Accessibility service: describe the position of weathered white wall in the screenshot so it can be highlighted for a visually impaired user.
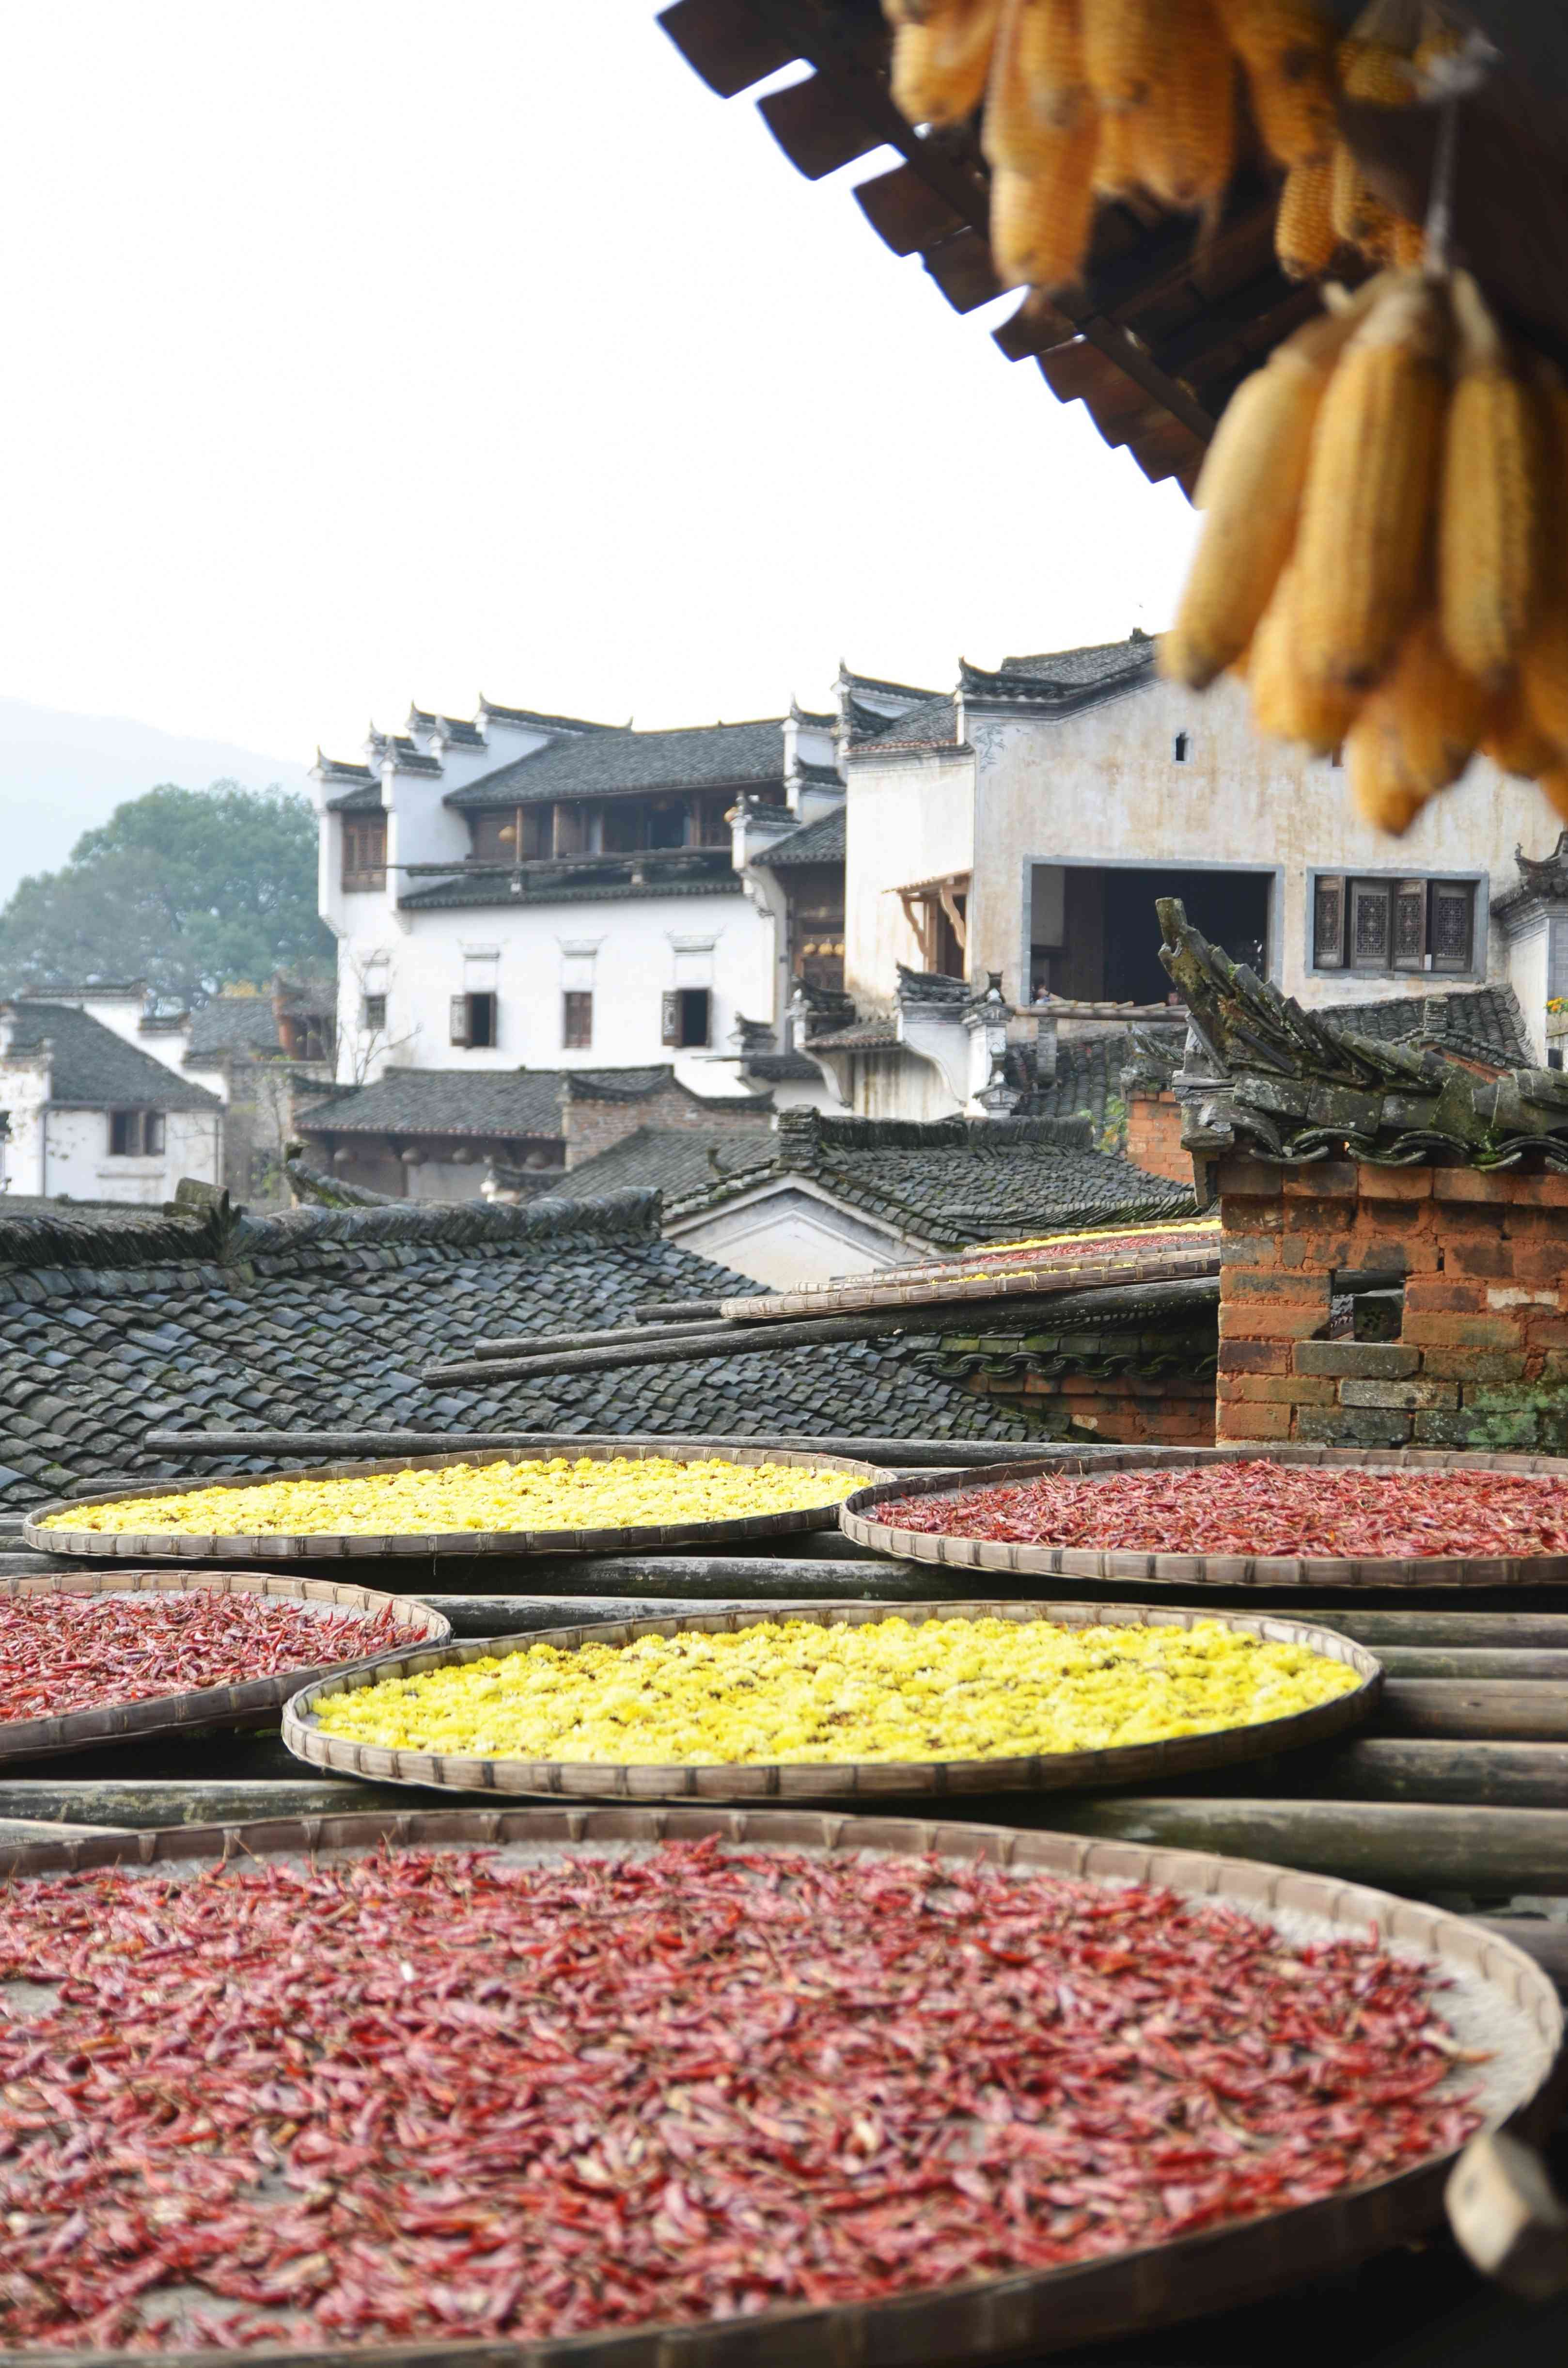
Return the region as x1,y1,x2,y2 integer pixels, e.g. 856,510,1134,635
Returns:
670,1178,903,1289
0,1048,52,1194
1509,922,1550,1063
843,750,975,1011
35,1107,222,1203
967,673,1547,1012
330,889,776,1086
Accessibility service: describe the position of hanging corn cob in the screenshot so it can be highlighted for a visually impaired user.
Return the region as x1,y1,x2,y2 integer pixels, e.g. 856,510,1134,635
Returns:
1165,268,1568,835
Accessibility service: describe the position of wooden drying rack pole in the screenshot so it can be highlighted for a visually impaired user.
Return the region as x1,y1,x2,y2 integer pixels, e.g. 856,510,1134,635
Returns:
423,1277,1219,1386
135,1431,1046,1468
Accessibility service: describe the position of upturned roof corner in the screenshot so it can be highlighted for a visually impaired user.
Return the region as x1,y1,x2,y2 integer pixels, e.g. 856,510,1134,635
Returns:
1157,898,1568,1172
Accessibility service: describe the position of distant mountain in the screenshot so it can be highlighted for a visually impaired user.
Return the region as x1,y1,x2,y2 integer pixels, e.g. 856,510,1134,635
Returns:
0,699,311,905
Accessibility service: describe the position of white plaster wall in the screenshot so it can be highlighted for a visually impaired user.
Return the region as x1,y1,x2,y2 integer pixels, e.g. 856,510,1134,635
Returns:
332,889,777,1085
37,1107,222,1203
0,1051,52,1194
842,751,975,1011
968,671,1551,1012
1510,922,1549,1063
670,1180,904,1289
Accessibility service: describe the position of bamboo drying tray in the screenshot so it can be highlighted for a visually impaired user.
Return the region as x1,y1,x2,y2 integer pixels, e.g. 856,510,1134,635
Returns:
841,1446,1568,1593
280,1598,1381,1803
23,1444,881,1565
718,1233,1222,1321
0,1803,1557,2368
0,1570,450,1765
846,1214,1223,1284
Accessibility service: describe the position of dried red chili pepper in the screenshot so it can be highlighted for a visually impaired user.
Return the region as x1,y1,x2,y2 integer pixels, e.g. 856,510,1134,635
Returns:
0,1594,405,1724
878,1461,1568,1560
0,1838,1482,2351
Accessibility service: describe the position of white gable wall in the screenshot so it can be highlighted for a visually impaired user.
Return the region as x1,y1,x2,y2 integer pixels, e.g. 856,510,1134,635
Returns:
968,671,1543,1011
668,1175,907,1290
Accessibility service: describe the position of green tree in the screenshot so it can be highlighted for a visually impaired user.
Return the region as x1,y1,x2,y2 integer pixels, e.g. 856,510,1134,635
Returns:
0,783,333,1007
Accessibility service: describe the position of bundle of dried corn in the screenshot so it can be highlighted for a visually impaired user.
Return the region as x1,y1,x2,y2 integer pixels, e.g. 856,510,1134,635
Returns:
885,0,1343,292
1163,268,1568,832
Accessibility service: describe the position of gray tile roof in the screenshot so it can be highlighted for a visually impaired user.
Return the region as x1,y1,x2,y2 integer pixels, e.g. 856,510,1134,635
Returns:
852,695,960,750
0,1190,1043,1509
1321,986,1532,1072
399,867,745,913
296,1069,566,1142
626,1111,1193,1247
753,808,845,868
559,1127,779,1204
960,636,1159,713
478,700,620,734
745,1049,825,1081
187,999,285,1058
1011,1026,1188,1133
3,1005,221,1114
444,720,787,811
326,780,385,814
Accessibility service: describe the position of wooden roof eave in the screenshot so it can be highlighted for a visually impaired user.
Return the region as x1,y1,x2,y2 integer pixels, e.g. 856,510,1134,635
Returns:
657,0,1224,492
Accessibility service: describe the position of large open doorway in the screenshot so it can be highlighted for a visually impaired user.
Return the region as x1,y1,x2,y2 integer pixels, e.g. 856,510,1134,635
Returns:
1030,864,1272,1004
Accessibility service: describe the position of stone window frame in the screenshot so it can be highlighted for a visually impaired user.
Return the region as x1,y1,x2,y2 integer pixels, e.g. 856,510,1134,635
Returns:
1305,865,1488,981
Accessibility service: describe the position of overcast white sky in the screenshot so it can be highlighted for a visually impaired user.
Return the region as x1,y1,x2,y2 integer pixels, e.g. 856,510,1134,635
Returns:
0,0,1198,768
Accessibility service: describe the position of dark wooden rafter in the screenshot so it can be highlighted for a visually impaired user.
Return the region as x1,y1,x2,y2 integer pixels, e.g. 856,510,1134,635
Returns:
658,1,1568,499
657,0,1224,489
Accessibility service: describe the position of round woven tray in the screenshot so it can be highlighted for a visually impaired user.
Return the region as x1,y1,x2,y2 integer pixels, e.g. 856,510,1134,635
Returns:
0,1569,450,1764
23,1443,881,1565
280,1598,1381,1802
841,1444,1568,1592
0,1804,1557,2368
718,1239,1221,1322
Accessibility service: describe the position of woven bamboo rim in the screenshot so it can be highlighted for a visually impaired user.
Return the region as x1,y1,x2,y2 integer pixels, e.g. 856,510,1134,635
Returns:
0,1805,1558,2368
280,1598,1381,1803
0,1570,451,1765
841,1444,1568,1593
23,1444,882,1565
718,1241,1221,1322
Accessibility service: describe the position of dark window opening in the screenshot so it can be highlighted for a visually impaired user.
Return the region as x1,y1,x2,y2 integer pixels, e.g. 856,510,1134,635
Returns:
1551,1048,1564,1072
563,990,593,1049
361,994,387,1033
471,806,549,862
341,816,386,891
792,883,845,994
1173,732,1189,763
450,991,498,1048
110,1111,164,1157
662,987,711,1048
1036,865,1269,1004
1314,876,1475,974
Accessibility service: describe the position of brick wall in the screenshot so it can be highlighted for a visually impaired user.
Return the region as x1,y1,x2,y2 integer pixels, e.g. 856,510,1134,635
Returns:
1216,1155,1568,1450
1125,1088,1193,1187
563,1078,776,1168
963,1366,1215,1447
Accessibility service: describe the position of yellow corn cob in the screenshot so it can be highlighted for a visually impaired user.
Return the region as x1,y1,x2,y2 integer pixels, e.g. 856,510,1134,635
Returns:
1092,101,1141,194
1439,272,1544,691
1482,680,1561,780
1163,323,1338,689
1164,289,1393,690
1383,611,1489,793
1214,0,1337,167
984,0,1090,167
1331,34,1411,258
1082,0,1168,113
1521,609,1568,758
1542,765,1568,825
1275,158,1335,279
1293,272,1449,693
1392,216,1424,267
891,0,1003,125
989,111,1101,288
1134,0,1235,210
1347,699,1431,834
1247,561,1361,752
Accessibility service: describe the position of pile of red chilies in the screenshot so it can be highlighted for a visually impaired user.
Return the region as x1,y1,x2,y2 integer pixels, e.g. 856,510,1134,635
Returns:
0,1838,1479,2351
880,1462,1568,1560
0,1594,405,1724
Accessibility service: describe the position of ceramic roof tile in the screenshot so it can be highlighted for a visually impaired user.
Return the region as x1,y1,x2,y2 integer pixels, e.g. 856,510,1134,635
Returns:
0,1189,1043,1508
2,1006,221,1113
